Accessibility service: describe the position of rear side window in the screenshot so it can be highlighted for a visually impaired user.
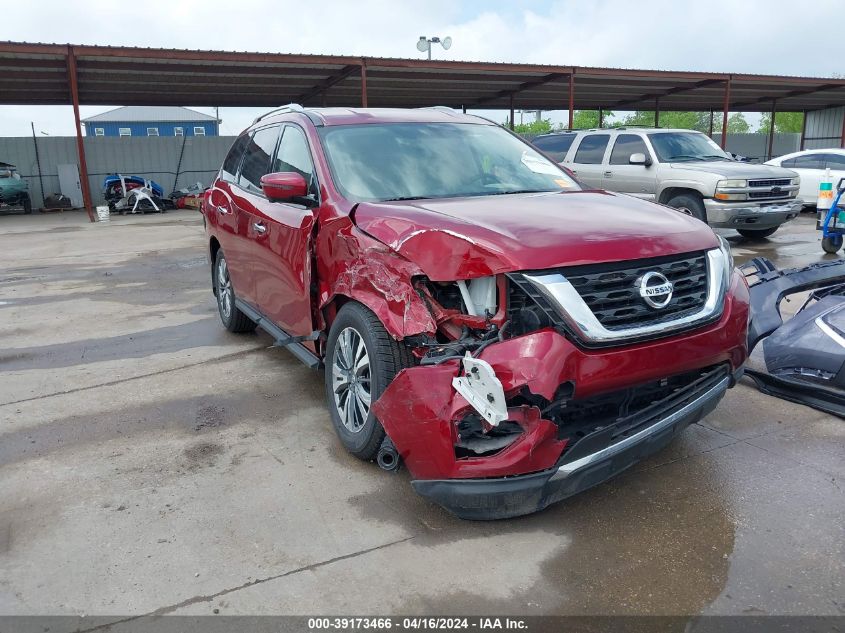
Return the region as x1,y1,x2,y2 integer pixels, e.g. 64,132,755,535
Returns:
237,126,281,192
609,134,650,165
532,134,575,161
573,135,610,164
782,154,823,170
221,134,250,182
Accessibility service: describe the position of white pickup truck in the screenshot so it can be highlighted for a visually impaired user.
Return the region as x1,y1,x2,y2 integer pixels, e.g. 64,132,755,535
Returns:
533,128,802,238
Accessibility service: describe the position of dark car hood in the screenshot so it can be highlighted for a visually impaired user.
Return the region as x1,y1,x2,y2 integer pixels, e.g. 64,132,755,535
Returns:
352,190,719,280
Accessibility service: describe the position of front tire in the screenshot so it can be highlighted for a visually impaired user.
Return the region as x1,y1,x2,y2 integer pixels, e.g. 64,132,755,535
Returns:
22,195,32,214
325,302,414,460
213,250,257,333
738,227,779,239
666,193,707,223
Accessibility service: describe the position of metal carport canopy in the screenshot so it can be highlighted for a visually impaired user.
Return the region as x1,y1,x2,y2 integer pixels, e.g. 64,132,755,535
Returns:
3,41,845,112
5,40,845,222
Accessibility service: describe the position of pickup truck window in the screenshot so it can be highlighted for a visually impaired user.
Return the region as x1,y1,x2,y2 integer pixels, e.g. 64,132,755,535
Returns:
573,134,609,164
238,126,281,192
532,134,576,161
318,122,579,202
609,134,650,165
647,132,729,163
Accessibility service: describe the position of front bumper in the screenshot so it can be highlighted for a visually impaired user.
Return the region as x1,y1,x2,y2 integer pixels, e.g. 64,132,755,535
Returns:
413,372,731,520
703,198,801,229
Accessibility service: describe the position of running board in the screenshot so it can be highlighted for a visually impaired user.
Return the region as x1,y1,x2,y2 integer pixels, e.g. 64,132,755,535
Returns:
235,299,321,369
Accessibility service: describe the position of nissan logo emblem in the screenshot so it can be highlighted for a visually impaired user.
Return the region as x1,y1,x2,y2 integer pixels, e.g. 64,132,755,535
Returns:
637,271,674,309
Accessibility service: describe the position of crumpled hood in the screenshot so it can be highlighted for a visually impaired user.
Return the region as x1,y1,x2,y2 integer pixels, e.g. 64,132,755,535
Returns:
353,190,719,280
669,161,797,179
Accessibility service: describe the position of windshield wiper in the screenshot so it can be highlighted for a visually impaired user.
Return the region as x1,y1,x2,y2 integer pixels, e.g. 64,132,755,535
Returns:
380,196,430,202
700,154,733,161
484,189,557,196
667,155,706,162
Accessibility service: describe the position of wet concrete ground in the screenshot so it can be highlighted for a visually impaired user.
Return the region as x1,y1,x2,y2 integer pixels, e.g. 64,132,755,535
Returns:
0,210,842,618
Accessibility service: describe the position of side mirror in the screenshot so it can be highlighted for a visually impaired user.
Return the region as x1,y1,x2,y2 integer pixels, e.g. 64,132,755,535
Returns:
629,152,652,167
260,172,308,201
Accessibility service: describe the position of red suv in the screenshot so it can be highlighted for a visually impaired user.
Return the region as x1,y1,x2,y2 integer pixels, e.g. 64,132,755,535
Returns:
202,106,749,519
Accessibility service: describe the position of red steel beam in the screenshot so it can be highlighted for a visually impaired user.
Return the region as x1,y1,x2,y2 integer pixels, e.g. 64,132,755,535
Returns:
509,94,514,130
800,109,807,150
841,108,845,148
66,46,95,222
720,76,732,149
360,60,368,108
767,99,777,161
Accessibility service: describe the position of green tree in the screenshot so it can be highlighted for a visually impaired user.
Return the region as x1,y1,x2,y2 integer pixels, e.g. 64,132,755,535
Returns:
512,118,554,135
571,110,614,129
621,110,710,131
711,112,750,134
758,111,804,134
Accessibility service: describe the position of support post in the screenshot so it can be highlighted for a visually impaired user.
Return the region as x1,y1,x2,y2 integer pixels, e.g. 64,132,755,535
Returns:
598,108,603,128
841,108,845,148
509,94,514,130
66,45,95,222
708,109,714,137
800,110,807,150
568,72,574,129
766,99,777,161
360,60,368,108
654,98,660,128
720,76,732,149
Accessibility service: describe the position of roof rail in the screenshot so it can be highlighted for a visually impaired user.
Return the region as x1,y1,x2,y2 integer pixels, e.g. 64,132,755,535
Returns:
252,103,305,124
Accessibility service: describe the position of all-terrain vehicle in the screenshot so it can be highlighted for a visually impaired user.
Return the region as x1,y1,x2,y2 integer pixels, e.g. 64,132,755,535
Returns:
0,162,32,214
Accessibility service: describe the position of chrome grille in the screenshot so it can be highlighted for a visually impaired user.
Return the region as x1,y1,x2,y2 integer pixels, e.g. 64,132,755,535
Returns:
749,178,791,188
564,252,709,329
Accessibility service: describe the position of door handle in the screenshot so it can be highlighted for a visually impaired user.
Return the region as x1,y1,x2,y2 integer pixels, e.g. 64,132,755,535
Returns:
216,205,227,214
253,222,267,234
604,171,613,178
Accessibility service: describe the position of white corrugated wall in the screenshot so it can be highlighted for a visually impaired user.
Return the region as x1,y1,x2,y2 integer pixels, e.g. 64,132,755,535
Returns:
805,107,845,150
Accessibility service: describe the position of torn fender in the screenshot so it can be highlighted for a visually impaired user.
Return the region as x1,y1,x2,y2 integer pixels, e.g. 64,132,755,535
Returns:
315,217,437,339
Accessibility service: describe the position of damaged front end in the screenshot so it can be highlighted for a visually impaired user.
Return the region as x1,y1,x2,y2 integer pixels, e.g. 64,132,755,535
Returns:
743,257,845,418
370,270,748,520
319,214,747,519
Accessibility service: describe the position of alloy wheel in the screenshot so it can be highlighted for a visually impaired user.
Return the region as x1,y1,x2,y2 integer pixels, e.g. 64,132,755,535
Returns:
216,256,233,321
331,327,372,433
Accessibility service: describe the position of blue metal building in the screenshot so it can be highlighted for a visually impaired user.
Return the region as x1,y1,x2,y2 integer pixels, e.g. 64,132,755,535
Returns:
82,106,219,137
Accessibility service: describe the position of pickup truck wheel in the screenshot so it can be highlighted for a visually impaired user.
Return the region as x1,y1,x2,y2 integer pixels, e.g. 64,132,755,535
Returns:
213,250,257,333
737,227,778,239
22,195,32,214
822,235,843,254
325,301,415,461
666,193,707,223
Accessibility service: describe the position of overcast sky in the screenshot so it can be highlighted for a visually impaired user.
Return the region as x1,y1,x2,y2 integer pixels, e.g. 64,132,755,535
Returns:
1,0,842,136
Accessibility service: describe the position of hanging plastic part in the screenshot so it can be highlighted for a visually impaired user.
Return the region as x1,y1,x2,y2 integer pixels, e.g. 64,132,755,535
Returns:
451,353,508,426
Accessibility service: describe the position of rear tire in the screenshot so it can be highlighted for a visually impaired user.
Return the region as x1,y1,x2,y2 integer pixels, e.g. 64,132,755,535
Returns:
738,227,778,239
822,235,843,254
213,250,257,333
325,301,415,461
666,193,707,223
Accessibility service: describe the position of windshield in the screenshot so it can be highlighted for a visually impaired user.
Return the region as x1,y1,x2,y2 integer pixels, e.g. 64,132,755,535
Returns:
318,122,580,202
647,132,731,163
